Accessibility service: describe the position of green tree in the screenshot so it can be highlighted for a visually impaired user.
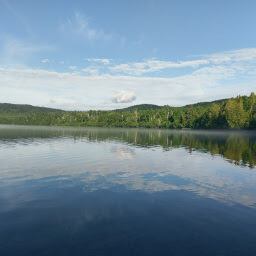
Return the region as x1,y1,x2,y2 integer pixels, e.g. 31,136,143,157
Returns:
224,97,249,128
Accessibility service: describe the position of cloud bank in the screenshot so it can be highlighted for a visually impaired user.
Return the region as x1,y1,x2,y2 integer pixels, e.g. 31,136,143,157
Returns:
0,48,256,110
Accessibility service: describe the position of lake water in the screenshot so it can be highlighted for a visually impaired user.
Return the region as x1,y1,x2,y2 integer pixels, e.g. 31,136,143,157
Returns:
0,125,256,255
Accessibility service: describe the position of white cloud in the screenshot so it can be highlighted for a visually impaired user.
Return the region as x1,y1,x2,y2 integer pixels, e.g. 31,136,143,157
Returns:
69,65,77,70
112,91,137,103
86,58,111,65
41,59,50,63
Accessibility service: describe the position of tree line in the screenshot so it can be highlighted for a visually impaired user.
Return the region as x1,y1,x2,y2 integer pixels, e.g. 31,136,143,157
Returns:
0,92,256,129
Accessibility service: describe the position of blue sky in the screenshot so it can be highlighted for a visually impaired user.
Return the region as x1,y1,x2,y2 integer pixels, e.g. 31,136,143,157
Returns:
0,0,256,110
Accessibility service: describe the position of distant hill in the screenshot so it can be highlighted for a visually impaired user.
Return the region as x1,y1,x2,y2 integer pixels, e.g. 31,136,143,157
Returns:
114,104,162,113
113,99,229,113
0,98,229,116
0,103,64,116
185,98,229,108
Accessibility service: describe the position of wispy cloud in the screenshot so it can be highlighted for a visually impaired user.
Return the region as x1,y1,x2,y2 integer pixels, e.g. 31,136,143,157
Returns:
109,59,210,75
108,48,256,76
69,65,77,70
207,48,256,63
1,0,33,36
132,39,143,46
61,12,125,44
0,36,54,67
86,58,112,65
41,59,50,63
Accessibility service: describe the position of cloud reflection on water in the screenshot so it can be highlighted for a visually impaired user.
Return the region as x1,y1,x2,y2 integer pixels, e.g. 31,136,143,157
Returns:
0,125,256,207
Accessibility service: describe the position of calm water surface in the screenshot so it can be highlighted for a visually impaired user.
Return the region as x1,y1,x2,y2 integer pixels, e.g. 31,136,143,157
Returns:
0,125,256,255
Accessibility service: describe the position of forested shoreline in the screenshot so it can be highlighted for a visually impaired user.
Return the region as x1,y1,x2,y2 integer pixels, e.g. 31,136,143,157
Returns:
0,92,256,129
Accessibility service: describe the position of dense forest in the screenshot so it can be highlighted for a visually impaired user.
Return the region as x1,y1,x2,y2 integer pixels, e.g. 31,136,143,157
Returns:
0,92,256,129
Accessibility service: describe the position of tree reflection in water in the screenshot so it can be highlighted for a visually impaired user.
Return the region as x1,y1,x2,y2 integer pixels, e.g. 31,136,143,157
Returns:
1,125,255,168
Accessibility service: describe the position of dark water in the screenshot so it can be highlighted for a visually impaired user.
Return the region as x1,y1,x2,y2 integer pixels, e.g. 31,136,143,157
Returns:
0,125,256,256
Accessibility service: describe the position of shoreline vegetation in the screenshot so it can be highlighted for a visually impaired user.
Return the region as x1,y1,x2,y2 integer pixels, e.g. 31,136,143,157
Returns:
0,92,256,129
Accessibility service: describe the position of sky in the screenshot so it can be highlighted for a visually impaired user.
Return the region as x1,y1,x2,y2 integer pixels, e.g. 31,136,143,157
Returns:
0,0,256,110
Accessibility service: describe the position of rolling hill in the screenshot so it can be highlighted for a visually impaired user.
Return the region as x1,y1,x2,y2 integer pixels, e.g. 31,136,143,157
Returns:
0,98,230,116
114,104,162,113
0,103,64,116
